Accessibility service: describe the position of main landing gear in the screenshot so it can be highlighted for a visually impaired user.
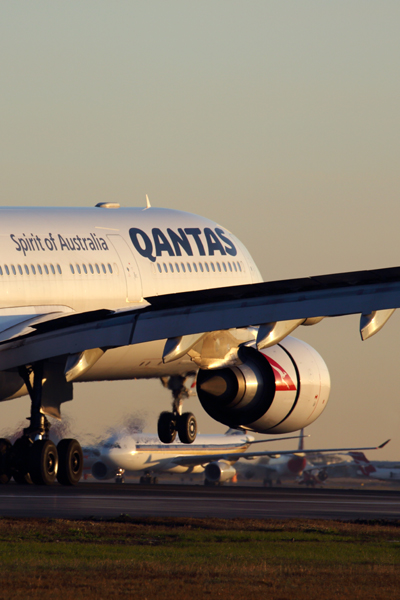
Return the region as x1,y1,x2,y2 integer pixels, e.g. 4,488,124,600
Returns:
0,362,83,486
157,375,198,444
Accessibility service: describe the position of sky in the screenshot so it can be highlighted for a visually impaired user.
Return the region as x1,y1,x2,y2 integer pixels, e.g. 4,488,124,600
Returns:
0,2,400,460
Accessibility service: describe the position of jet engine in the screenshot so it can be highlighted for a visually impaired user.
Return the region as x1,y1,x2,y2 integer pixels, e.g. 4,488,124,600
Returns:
197,336,330,434
92,461,116,481
204,460,237,484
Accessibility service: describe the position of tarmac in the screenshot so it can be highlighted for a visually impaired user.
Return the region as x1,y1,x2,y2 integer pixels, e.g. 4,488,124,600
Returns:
0,482,399,520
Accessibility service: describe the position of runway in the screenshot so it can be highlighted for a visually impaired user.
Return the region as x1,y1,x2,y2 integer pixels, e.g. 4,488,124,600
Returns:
0,483,399,520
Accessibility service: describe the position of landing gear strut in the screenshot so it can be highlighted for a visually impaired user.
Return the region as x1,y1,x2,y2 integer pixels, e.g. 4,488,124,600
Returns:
157,375,198,444
0,361,83,486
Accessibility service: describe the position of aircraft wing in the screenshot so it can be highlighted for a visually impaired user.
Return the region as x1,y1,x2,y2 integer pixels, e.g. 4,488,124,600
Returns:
1,266,400,370
170,440,390,468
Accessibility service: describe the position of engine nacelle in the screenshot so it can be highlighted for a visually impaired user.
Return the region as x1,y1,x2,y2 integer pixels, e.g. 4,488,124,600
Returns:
205,460,237,483
197,336,330,434
92,461,116,481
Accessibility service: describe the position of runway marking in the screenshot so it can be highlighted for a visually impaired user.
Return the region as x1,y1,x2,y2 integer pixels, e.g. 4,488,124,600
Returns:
2,494,400,506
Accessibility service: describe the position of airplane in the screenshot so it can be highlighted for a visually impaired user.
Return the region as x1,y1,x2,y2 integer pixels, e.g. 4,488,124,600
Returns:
234,429,386,487
0,201,399,486
348,451,400,482
83,427,388,486
83,429,300,484
236,428,311,486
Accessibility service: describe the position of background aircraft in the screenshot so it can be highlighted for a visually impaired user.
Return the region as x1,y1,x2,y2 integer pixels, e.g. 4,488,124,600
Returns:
83,426,388,486
236,431,389,487
348,451,400,482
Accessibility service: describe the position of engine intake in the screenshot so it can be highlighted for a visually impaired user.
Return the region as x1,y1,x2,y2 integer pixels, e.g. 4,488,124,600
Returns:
92,461,115,481
205,460,237,483
197,336,330,434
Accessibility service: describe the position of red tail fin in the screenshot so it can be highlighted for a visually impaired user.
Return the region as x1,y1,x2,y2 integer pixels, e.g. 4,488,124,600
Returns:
348,451,377,475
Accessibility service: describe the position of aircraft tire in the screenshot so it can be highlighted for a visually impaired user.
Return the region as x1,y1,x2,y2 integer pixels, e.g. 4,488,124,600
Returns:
157,411,177,443
11,437,33,484
177,412,197,444
13,471,33,485
57,439,83,486
0,438,12,484
29,440,58,486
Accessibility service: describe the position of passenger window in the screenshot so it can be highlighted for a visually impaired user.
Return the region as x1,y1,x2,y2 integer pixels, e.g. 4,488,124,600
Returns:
193,263,198,272
11,265,16,275
181,263,186,273
175,263,180,273
44,265,49,275
157,264,162,273
89,264,94,274
216,262,221,272
205,263,209,272
211,263,215,272
31,264,36,275
108,264,113,274
18,265,23,275
57,264,62,274
0,266,3,275
233,262,237,272
50,265,55,275
5,265,10,275
163,263,168,273
199,263,204,272
82,264,88,274
70,264,75,274
222,263,227,272
76,264,81,274
228,262,232,272
169,263,174,273
187,263,192,273
101,264,106,274
37,264,43,275
95,264,100,274
237,262,242,272
24,265,29,275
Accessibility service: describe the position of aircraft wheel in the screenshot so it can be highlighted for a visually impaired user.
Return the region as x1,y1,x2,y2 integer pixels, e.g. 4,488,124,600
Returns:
57,439,83,486
0,438,12,484
13,471,33,485
29,440,58,486
157,411,177,443
177,412,197,444
11,437,33,484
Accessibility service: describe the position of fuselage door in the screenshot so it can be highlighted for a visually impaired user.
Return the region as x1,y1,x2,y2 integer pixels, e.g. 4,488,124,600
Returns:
107,234,143,302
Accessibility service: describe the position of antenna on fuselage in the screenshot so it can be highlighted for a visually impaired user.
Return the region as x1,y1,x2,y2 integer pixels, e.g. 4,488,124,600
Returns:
145,194,151,209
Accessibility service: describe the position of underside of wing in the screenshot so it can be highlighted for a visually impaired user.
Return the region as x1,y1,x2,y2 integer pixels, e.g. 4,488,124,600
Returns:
0,266,400,372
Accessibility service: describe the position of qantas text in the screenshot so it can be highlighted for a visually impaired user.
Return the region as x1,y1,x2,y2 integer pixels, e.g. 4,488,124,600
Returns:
129,227,237,262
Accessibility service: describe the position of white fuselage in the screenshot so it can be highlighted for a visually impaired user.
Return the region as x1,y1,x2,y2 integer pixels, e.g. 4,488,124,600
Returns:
237,454,308,481
0,206,262,398
359,466,400,481
85,432,254,478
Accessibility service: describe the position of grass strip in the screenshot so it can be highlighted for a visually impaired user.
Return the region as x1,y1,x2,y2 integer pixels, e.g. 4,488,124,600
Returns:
0,517,399,599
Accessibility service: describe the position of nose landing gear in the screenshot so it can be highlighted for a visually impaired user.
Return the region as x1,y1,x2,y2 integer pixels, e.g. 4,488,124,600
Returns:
157,375,198,444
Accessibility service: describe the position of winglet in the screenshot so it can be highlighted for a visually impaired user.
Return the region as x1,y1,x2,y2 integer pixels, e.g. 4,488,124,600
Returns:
145,194,151,209
378,439,390,449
